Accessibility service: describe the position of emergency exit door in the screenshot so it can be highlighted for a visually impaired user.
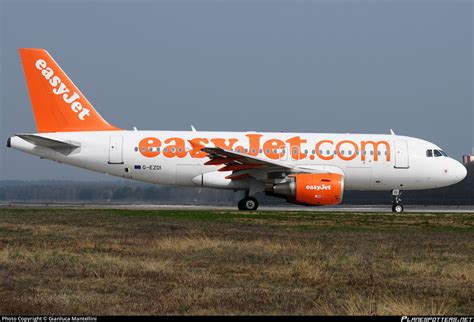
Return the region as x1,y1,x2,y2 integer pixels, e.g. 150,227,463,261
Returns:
394,140,409,169
109,136,124,164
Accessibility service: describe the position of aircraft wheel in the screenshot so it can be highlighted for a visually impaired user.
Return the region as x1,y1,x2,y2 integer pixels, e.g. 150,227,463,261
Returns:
238,197,258,211
238,199,245,210
393,204,404,213
391,190,403,213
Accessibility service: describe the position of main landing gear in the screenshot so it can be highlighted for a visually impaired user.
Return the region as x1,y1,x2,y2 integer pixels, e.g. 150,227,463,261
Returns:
391,189,404,213
238,197,259,211
238,195,259,211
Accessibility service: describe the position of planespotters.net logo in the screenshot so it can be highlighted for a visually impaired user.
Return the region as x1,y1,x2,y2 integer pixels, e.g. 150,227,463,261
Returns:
35,59,91,121
401,317,474,322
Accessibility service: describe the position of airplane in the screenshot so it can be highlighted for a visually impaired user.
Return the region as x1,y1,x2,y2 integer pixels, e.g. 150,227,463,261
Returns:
7,48,468,212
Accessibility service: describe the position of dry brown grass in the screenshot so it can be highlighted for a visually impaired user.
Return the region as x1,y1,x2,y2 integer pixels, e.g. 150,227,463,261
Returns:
315,293,455,316
0,208,472,315
263,258,324,283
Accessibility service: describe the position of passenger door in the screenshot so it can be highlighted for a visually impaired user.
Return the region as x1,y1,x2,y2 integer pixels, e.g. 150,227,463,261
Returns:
394,140,409,169
108,135,124,164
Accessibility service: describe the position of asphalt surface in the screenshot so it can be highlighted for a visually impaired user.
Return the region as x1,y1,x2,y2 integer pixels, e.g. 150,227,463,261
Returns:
1,203,474,213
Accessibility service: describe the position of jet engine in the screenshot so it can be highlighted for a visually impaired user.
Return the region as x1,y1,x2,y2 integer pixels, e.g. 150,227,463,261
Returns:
268,173,344,206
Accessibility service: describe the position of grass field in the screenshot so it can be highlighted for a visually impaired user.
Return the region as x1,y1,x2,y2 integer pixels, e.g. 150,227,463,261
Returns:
0,208,472,315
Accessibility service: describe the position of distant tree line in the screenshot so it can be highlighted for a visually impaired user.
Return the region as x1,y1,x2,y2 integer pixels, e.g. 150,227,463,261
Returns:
0,163,472,205
0,180,241,205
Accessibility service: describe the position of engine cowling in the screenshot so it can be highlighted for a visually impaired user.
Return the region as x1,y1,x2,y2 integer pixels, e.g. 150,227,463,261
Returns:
270,173,344,206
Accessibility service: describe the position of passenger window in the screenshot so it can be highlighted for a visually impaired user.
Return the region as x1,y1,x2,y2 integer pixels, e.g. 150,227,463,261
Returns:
434,150,442,157
426,150,433,157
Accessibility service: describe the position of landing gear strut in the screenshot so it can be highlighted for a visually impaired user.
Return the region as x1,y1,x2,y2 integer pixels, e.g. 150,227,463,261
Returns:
238,196,259,211
391,190,404,213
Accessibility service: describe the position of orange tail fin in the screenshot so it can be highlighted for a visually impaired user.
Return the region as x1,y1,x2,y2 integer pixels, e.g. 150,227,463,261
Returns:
19,48,121,133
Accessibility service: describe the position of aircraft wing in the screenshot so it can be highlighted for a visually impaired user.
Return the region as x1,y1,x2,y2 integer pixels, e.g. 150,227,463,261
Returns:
202,147,293,168
191,141,330,181
200,146,293,180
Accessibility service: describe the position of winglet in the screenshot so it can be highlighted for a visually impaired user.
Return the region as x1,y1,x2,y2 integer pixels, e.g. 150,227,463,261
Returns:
390,129,396,135
191,125,197,132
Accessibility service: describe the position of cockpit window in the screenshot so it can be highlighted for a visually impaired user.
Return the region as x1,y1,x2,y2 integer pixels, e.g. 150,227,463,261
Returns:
427,149,448,157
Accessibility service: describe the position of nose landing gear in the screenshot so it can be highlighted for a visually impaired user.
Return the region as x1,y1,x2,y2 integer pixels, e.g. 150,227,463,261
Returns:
391,190,404,213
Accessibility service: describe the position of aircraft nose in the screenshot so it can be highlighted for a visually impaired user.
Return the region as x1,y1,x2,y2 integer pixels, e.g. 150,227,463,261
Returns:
450,159,467,183
457,162,467,180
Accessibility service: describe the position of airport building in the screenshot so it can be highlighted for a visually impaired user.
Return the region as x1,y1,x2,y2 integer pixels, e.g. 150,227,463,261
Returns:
463,148,474,164
463,155,473,164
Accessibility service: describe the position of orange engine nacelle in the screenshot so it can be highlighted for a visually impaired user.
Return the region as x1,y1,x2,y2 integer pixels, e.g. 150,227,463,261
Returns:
270,173,344,206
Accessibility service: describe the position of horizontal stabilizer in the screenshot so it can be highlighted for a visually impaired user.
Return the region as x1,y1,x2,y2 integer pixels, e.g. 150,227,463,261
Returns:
16,134,80,149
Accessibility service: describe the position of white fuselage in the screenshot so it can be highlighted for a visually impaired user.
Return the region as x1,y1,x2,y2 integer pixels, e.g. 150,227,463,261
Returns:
9,130,467,192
